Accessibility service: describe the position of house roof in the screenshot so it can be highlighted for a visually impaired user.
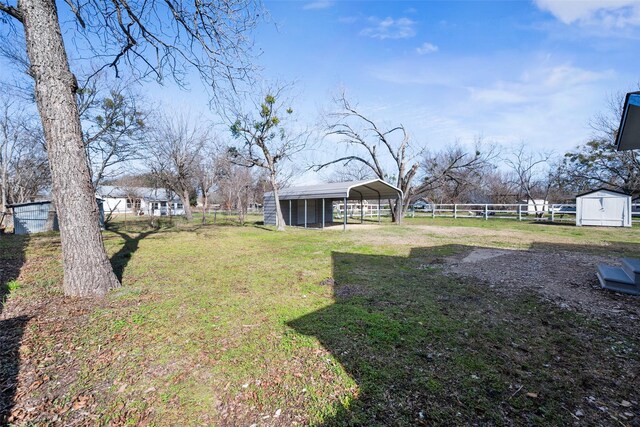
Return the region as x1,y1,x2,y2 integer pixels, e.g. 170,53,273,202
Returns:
96,185,180,202
575,187,631,198
615,91,640,151
267,179,403,200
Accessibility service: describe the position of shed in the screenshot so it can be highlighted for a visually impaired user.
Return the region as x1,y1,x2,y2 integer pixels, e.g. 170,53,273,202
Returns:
575,188,631,227
9,199,105,235
264,179,402,230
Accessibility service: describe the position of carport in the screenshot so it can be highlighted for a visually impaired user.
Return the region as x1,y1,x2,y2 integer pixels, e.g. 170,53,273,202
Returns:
263,179,403,230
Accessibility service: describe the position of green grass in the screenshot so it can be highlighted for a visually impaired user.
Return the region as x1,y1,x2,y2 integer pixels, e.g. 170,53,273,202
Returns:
2,218,640,425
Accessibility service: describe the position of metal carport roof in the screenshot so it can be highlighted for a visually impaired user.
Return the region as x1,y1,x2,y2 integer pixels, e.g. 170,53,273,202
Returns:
270,179,402,200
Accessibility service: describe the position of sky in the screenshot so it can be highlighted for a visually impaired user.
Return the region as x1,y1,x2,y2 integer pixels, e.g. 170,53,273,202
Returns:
2,0,640,183
249,0,639,151
147,0,640,182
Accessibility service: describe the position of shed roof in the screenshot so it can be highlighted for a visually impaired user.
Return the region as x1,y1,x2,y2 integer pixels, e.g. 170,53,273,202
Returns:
575,188,631,198
7,200,53,208
269,179,402,200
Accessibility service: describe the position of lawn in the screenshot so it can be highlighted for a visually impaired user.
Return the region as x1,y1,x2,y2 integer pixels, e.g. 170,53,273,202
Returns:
1,217,639,425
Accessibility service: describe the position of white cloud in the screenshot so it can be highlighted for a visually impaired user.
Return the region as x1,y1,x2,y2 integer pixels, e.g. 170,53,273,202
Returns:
359,17,416,40
469,64,614,106
303,1,333,10
365,54,617,151
338,16,359,24
534,0,640,27
416,42,439,55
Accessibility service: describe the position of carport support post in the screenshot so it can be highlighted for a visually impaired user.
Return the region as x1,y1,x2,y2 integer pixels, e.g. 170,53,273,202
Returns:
360,196,364,224
377,198,381,224
289,200,292,226
322,198,325,229
343,197,347,231
304,199,307,228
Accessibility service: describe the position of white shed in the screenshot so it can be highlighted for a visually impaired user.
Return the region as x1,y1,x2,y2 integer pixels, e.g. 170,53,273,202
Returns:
576,188,631,227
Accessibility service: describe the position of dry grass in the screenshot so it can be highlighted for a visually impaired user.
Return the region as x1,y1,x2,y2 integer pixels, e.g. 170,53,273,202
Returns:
0,217,639,426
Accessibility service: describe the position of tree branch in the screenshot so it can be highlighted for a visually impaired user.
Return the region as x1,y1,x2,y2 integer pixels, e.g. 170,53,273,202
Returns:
0,0,23,21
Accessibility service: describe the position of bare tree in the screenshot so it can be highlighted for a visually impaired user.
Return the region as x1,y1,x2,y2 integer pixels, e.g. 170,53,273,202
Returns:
315,92,420,223
562,88,640,196
228,88,307,231
504,144,556,216
195,145,218,224
482,170,518,204
418,140,497,203
148,114,210,222
326,162,375,183
214,152,254,224
0,97,26,212
0,0,259,296
77,75,150,188
0,96,49,214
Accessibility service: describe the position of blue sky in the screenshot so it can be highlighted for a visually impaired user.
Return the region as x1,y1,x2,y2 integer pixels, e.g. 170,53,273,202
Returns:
239,0,639,155
2,0,639,178
149,0,640,178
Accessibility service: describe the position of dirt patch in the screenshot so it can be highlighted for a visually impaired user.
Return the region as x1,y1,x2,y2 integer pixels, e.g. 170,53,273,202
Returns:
444,248,640,319
334,283,372,300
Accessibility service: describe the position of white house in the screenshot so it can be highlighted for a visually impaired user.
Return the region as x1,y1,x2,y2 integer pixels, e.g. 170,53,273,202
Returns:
576,188,631,227
96,186,185,217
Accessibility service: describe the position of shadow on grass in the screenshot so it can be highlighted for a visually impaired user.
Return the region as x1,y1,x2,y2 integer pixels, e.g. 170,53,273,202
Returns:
109,229,158,282
0,315,30,423
0,234,30,423
289,244,640,426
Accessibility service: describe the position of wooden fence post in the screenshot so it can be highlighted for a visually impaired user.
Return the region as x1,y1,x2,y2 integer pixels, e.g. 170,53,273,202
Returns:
484,204,488,220
454,204,457,219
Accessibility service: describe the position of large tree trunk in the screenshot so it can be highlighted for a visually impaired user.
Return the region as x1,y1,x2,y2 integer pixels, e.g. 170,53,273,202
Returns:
21,0,120,296
270,173,285,231
181,189,193,221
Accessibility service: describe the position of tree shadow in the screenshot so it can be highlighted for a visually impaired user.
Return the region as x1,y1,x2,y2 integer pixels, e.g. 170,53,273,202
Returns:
109,229,158,282
0,234,29,315
0,234,31,423
289,245,640,425
0,315,31,423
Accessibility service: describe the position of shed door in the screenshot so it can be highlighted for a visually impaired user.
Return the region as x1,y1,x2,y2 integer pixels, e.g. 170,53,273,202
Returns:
602,197,625,226
581,196,625,226
581,197,604,226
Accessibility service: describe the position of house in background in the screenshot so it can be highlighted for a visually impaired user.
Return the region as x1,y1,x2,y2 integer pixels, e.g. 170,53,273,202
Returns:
410,197,433,211
96,186,185,217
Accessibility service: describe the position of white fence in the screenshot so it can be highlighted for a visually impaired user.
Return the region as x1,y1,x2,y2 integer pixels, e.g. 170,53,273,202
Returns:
409,203,640,223
333,203,393,220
